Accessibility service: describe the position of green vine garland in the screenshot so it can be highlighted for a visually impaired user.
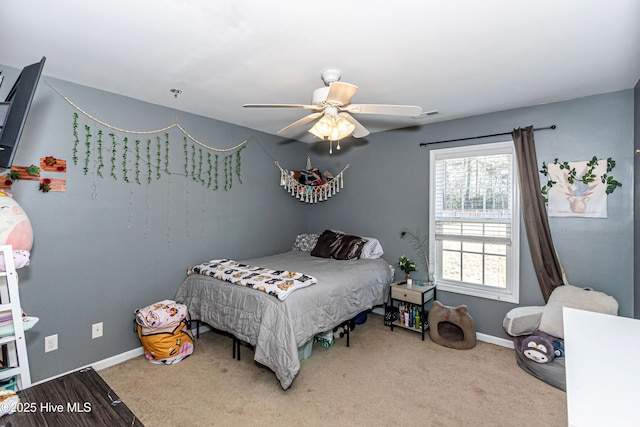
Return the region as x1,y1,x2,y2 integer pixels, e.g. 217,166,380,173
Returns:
540,156,622,202
214,154,219,190
164,133,170,174
122,137,129,183
134,139,141,184
156,136,162,180
183,136,189,178
236,145,245,184
224,155,233,191
197,148,203,184
83,125,92,175
70,115,244,192
109,133,118,180
206,153,213,188
97,129,104,178
190,144,197,182
72,112,80,164
147,139,153,184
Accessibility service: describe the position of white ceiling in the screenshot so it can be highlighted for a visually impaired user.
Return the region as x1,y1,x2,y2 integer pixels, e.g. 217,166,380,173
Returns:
2,1,640,143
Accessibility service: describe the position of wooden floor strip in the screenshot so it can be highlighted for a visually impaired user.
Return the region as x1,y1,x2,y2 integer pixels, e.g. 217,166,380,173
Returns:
1,367,143,426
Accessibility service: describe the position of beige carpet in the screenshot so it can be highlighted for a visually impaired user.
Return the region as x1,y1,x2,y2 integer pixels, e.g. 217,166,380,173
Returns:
100,313,567,426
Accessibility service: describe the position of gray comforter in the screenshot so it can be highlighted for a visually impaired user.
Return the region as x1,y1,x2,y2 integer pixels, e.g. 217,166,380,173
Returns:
175,250,393,389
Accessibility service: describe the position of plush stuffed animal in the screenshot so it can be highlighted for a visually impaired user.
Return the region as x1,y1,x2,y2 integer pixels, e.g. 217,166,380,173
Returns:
553,339,565,358
333,324,348,340
0,249,30,271
521,332,556,363
0,191,33,251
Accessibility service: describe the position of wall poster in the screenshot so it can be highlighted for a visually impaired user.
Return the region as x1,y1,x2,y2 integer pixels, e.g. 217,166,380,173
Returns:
546,159,608,218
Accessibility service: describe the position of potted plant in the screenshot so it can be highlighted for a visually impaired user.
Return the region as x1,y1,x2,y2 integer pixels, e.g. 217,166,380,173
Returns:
397,255,416,283
400,228,432,283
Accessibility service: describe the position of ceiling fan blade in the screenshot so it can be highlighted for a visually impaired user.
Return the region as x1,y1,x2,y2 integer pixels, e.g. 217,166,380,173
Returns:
343,104,422,117
243,103,321,111
277,112,323,134
325,82,358,106
339,113,369,138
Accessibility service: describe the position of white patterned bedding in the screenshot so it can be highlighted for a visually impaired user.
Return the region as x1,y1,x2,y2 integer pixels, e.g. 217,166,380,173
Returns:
187,259,317,301
175,250,393,389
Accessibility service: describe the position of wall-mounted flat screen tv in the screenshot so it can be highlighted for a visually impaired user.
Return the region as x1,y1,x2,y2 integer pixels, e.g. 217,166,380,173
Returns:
0,56,46,171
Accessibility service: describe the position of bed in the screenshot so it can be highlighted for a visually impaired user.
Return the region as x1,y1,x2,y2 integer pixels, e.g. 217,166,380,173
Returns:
174,230,394,389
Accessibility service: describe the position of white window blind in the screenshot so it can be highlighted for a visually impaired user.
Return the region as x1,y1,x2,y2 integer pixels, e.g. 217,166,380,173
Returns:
434,151,512,243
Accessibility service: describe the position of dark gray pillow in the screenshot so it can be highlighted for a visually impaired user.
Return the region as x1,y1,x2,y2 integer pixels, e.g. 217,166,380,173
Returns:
334,235,366,260
310,230,343,258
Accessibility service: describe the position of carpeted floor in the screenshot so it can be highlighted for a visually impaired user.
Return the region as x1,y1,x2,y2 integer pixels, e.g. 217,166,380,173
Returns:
100,313,567,426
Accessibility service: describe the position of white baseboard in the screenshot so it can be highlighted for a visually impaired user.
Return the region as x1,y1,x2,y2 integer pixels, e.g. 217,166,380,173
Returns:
92,347,146,371
477,332,514,349
31,347,145,387
32,323,215,387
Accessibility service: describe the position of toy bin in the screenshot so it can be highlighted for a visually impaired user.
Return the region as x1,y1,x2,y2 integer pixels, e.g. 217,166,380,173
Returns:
0,373,17,391
298,339,313,360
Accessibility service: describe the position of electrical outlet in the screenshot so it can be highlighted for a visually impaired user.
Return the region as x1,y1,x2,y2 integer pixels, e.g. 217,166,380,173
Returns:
92,322,103,339
45,334,58,352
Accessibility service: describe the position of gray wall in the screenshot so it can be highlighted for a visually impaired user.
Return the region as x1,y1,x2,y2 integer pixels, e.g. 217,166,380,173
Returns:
635,78,640,319
306,90,635,338
1,65,307,382
2,61,636,382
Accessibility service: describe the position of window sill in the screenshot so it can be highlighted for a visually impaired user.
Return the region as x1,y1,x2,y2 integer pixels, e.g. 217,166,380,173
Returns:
436,281,519,304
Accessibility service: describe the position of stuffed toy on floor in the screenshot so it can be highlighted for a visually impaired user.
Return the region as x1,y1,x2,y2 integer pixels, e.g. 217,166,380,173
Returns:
521,331,557,363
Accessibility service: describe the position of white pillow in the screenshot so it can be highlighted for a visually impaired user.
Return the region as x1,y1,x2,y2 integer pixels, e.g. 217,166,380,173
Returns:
538,284,618,339
360,237,384,259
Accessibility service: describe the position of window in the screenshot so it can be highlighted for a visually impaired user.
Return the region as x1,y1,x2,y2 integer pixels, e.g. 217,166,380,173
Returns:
429,141,520,303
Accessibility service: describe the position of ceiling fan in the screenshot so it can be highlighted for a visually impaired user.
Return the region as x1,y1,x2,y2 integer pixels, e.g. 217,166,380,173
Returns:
243,69,423,149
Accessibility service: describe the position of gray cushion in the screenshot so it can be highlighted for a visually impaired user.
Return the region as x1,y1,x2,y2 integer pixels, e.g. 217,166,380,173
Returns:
503,306,544,336
538,285,618,339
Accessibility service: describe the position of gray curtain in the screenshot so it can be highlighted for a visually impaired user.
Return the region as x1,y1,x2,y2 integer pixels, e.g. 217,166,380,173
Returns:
512,126,566,302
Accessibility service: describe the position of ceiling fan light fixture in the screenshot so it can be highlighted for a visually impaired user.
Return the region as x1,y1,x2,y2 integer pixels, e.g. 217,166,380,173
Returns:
332,117,355,141
336,116,355,135
245,69,420,146
309,115,332,139
308,125,325,140
309,115,355,142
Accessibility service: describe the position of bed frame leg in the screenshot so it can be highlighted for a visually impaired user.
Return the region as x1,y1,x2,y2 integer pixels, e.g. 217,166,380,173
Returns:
194,320,201,339
233,337,241,361
346,323,350,347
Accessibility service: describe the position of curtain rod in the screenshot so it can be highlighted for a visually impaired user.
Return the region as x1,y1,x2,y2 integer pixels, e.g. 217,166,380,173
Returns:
419,125,556,147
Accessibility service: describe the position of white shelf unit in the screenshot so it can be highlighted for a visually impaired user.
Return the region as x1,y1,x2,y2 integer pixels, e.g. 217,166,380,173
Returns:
0,244,32,389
